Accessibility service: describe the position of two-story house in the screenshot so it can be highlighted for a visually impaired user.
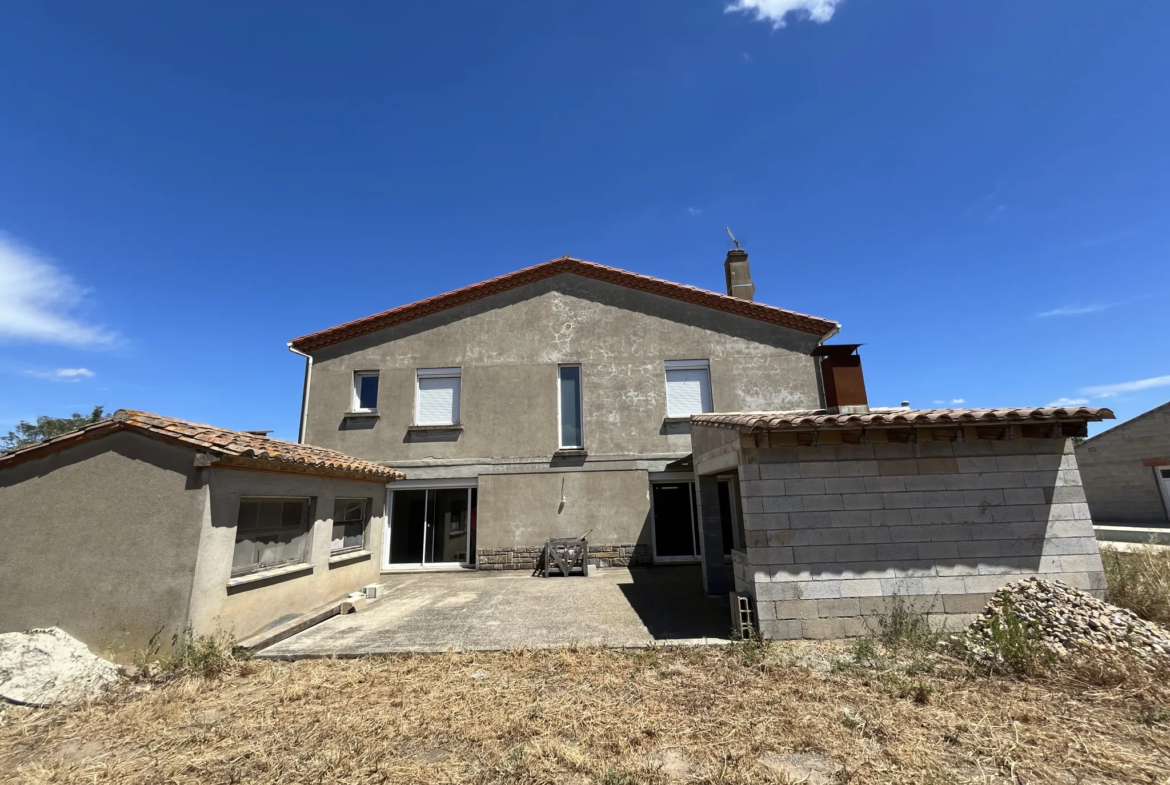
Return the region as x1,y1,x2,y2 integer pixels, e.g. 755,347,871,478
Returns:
287,251,841,574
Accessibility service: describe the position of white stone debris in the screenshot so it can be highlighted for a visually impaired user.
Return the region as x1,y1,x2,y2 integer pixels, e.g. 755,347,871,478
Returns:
961,577,1170,665
0,627,120,706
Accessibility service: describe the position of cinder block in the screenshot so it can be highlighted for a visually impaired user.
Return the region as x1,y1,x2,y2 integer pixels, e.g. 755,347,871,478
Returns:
917,441,956,458
799,580,843,599
796,446,838,463
942,592,992,614
762,496,805,513
963,489,1005,507
801,618,847,639
953,441,995,458
765,529,796,547
1043,537,1099,556
742,496,764,514
865,475,907,493
929,524,973,542
746,530,769,549
1059,555,1104,574
920,576,968,595
981,472,1028,490
746,546,794,565
883,492,926,509
970,523,1015,540
760,463,801,480
918,457,959,475
837,562,896,579
739,463,761,481
880,577,924,595
803,494,845,511
758,446,799,463
1055,571,1093,591
816,598,861,618
976,560,1024,576
793,545,836,563
1044,519,1093,538
789,511,832,529
839,579,884,597
921,491,968,507
1004,487,1046,506
755,581,805,600
963,574,1012,593
846,526,891,544
905,474,948,492
784,478,826,496
879,459,920,476
957,456,998,472
744,512,789,531
824,476,867,494
893,561,938,578
1047,486,1087,504
775,599,820,620
943,473,985,491
910,508,953,525
789,528,850,547
916,541,959,560
875,542,918,561
995,455,1039,472
759,620,803,640
873,443,918,460
936,561,980,577
834,445,877,461
1055,470,1083,487
836,544,878,562
829,510,872,528
1072,503,1092,520
838,460,880,477
800,461,842,478
843,493,885,511
871,508,911,525
1023,470,1059,488
755,600,777,621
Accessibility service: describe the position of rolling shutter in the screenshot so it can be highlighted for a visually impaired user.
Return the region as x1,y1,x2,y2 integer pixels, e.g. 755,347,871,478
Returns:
665,362,712,418
416,370,461,425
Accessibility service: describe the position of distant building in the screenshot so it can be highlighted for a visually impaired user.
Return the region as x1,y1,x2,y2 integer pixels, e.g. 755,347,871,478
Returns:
1077,400,1170,527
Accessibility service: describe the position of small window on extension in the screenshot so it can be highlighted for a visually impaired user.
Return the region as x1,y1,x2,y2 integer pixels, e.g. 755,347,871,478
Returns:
232,497,311,577
332,498,369,554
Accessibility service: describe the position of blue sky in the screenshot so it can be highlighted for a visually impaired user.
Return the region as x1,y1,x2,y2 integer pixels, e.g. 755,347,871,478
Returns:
2,0,1168,441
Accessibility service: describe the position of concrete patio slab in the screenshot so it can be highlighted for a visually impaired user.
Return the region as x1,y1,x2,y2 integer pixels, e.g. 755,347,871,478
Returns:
258,566,732,658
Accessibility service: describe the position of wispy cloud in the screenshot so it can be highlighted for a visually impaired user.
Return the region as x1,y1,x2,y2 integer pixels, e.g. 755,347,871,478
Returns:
687,207,703,216
24,368,96,383
0,233,117,347
951,398,965,405
1080,375,1170,399
1046,397,1089,407
726,0,845,28
1037,303,1116,318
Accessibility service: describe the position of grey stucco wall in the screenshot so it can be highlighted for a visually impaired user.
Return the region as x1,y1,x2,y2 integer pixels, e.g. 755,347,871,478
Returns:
187,468,386,642
475,469,651,550
0,432,206,660
693,426,1104,640
302,274,822,465
1076,400,1170,525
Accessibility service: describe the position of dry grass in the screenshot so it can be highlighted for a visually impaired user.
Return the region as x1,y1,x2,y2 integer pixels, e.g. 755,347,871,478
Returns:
1101,542,1170,626
3,642,1169,784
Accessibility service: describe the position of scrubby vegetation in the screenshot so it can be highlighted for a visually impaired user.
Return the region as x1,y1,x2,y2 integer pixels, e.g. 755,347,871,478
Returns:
1101,542,1170,626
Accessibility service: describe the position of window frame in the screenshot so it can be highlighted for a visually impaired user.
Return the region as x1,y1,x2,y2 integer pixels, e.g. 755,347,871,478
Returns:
331,497,370,555
352,371,380,413
663,359,713,418
232,496,313,578
415,367,462,426
1158,466,1170,522
557,364,585,450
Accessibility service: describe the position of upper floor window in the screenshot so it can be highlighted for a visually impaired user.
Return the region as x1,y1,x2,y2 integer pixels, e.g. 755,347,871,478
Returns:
353,371,379,412
664,360,712,418
558,365,584,449
416,368,462,426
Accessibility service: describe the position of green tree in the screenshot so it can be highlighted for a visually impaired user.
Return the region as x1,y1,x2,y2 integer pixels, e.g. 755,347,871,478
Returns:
1,405,111,453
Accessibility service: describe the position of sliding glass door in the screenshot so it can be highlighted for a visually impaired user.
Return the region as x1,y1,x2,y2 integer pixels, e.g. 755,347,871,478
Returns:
386,487,476,568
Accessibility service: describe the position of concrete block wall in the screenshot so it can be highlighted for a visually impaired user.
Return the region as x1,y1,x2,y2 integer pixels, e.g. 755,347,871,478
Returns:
732,436,1105,640
1076,400,1170,526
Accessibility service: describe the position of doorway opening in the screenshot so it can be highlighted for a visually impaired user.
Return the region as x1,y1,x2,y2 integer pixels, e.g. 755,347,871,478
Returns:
650,478,739,563
385,487,476,569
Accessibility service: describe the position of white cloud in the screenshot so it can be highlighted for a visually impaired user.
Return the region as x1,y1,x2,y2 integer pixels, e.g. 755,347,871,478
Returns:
1080,375,1170,399
726,0,845,28
1046,397,1089,407
687,207,703,216
951,398,965,404
932,399,944,405
0,233,116,347
24,368,96,383
1037,303,1113,318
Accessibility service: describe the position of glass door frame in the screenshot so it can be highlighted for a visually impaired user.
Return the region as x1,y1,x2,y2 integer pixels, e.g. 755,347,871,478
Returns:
382,479,477,570
649,473,701,564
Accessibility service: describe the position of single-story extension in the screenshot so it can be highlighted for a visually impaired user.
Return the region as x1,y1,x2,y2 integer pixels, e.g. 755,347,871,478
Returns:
690,406,1112,639
1077,399,1170,533
0,410,401,661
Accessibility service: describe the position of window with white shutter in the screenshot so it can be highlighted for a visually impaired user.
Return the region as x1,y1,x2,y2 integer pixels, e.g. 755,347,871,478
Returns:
664,360,712,418
416,368,461,425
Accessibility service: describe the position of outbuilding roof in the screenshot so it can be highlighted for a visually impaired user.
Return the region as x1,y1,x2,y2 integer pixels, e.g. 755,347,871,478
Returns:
0,409,403,482
691,407,1115,433
289,256,840,352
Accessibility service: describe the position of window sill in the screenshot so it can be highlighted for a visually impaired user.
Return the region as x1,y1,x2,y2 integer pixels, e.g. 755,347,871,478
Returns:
408,423,463,431
344,410,380,418
662,416,694,424
227,562,313,588
554,448,588,457
328,549,372,566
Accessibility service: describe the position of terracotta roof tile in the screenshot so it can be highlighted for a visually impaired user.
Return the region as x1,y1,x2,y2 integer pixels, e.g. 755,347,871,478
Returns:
691,407,1115,433
289,256,839,352
0,410,403,482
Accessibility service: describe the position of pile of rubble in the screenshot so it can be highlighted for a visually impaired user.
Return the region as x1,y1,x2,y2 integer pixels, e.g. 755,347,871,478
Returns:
0,627,119,706
961,577,1170,665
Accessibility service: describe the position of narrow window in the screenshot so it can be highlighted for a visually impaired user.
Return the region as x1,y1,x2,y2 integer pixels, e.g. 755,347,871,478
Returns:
331,498,369,554
416,368,461,426
558,365,583,449
232,497,311,576
664,360,712,418
353,371,380,412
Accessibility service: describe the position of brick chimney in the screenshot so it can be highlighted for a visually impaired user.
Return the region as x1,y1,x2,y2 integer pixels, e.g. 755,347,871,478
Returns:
723,249,755,301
